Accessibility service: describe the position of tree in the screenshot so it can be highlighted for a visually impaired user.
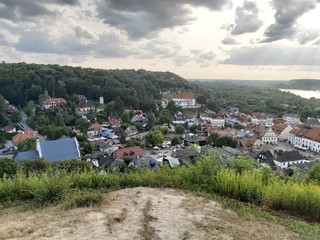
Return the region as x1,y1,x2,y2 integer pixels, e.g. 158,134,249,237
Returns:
24,100,35,116
75,118,90,134
11,110,22,123
307,163,320,185
17,137,36,151
189,125,198,133
0,158,17,178
175,124,185,134
121,111,130,124
147,112,156,129
231,156,257,174
171,136,180,146
196,95,207,108
205,99,219,112
207,133,219,146
19,158,49,175
145,130,164,147
159,109,172,126
233,122,243,130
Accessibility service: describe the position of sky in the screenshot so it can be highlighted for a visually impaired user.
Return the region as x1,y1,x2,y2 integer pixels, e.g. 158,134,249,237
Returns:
1,0,320,80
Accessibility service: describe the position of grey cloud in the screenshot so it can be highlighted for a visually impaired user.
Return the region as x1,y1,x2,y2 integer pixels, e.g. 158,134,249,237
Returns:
74,26,96,40
262,0,318,42
191,50,215,67
139,40,181,58
231,1,262,35
222,37,238,45
223,45,320,65
298,30,319,44
14,31,56,53
95,0,232,39
0,0,79,22
13,29,128,58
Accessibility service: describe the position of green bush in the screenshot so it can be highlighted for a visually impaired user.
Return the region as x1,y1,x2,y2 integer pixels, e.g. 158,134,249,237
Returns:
63,190,104,209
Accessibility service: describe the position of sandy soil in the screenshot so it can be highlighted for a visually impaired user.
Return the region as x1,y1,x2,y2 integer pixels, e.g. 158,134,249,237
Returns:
0,187,297,240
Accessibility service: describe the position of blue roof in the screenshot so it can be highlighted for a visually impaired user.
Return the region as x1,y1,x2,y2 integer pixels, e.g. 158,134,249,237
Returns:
15,150,39,162
39,137,80,162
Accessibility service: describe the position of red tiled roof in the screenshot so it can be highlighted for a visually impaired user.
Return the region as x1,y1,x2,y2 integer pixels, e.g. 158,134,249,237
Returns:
172,92,195,100
89,123,103,132
12,128,37,145
2,124,15,132
272,123,288,135
43,98,67,105
239,137,258,149
112,146,145,158
292,127,320,142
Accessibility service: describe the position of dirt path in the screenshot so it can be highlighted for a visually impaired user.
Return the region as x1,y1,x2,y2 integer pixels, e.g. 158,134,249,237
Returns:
0,187,297,240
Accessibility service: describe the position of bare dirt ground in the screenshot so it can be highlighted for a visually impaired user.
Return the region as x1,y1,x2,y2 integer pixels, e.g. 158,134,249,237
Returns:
0,187,297,240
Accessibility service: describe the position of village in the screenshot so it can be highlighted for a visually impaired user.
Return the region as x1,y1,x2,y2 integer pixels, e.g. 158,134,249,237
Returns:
1,91,320,177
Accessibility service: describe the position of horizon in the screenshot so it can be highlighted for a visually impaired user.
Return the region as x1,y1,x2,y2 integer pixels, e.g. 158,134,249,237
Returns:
1,1,320,80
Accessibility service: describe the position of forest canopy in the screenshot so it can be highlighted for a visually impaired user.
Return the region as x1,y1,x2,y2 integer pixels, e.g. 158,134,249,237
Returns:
0,62,194,108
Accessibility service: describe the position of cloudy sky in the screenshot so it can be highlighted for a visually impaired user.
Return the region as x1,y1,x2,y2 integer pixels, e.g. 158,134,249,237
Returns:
1,0,320,80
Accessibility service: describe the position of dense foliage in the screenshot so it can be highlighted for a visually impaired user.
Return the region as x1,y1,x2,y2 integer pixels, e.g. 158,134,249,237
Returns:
0,62,194,109
1,157,320,222
200,82,320,118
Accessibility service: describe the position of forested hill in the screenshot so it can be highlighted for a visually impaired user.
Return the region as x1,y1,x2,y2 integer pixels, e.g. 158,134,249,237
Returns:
276,79,320,90
0,62,194,108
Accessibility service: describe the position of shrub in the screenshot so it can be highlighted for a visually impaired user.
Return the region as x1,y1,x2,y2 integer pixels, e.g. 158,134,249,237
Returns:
63,190,104,209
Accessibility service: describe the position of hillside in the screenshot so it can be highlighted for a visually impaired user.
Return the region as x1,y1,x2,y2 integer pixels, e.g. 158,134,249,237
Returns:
276,79,320,90
0,62,194,108
0,187,296,240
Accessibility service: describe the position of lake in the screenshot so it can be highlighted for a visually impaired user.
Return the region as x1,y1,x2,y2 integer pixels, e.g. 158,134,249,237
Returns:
279,89,320,99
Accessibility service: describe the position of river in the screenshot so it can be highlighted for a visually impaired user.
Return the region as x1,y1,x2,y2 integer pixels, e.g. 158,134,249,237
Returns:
279,89,320,99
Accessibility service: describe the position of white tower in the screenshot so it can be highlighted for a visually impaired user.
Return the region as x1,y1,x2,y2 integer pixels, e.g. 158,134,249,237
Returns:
99,96,104,104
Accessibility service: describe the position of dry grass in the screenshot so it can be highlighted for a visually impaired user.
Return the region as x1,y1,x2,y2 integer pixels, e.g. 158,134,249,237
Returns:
0,188,301,240
139,199,161,240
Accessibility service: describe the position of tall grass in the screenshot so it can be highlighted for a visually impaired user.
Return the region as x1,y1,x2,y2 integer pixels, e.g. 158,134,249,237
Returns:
1,159,320,221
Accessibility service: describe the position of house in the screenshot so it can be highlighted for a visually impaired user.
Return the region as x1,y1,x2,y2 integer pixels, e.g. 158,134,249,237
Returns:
207,118,225,128
42,98,67,109
236,129,253,139
253,126,278,145
125,125,139,137
130,109,145,124
282,113,302,125
251,113,274,127
183,134,207,146
5,104,17,114
99,127,118,140
239,137,263,153
131,156,159,171
1,124,16,133
109,116,121,128
95,141,118,155
77,100,95,112
112,146,145,158
162,156,180,168
272,123,293,141
171,92,196,108
288,127,320,153
209,146,239,159
15,137,81,162
305,117,320,127
87,123,103,137
12,128,38,146
174,148,198,164
273,150,308,169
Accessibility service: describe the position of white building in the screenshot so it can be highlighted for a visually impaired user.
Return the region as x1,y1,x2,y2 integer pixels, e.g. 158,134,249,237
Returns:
282,113,302,126
172,92,196,108
254,126,278,145
289,127,320,153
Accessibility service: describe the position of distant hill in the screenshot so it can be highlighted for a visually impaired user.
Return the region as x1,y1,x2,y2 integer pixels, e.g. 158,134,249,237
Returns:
0,62,194,109
277,79,320,90
190,79,288,87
